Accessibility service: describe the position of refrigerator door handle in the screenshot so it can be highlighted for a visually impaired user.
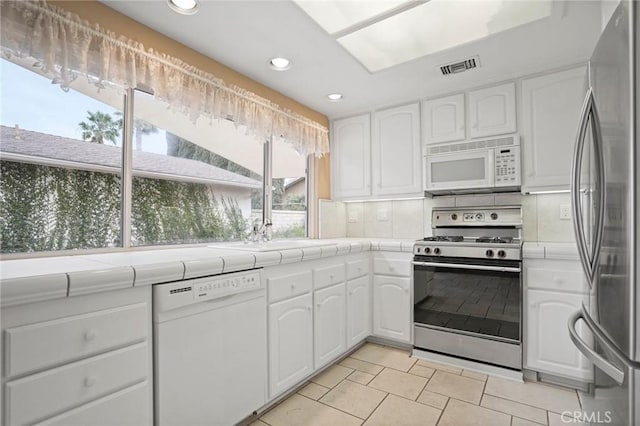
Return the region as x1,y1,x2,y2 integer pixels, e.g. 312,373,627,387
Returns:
570,87,606,286
568,307,625,385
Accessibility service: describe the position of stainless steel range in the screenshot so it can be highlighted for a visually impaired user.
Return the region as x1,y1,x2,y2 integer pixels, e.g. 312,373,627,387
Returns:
413,205,523,370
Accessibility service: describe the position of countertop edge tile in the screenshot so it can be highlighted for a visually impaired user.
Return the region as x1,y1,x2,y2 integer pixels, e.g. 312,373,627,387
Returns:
133,262,185,287
183,257,224,279
221,254,256,273
254,251,283,268
67,266,135,296
1,274,69,308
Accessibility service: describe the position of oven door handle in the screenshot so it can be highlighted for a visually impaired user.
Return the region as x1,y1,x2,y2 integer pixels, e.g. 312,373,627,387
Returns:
412,261,521,273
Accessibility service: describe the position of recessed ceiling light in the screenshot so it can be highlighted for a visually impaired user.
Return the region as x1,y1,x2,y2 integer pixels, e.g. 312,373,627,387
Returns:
327,93,344,102
168,0,199,15
268,57,292,71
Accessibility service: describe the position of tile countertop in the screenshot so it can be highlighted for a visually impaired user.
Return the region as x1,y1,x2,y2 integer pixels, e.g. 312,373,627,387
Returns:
522,242,579,260
0,238,415,308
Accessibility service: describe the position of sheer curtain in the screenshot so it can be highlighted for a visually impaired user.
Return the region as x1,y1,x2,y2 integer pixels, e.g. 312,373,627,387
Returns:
0,0,329,156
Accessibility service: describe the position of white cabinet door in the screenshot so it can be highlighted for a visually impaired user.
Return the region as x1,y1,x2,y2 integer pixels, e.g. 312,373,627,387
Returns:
314,283,346,369
373,276,410,343
521,66,588,192
331,114,371,199
347,276,371,349
526,289,593,381
372,103,422,196
468,82,516,138
422,94,465,145
268,293,313,398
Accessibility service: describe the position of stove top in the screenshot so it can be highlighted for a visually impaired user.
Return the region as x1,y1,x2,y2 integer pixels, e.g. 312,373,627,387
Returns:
475,236,515,244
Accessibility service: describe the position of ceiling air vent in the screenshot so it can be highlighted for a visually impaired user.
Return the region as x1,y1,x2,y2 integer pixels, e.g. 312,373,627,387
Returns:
440,56,480,76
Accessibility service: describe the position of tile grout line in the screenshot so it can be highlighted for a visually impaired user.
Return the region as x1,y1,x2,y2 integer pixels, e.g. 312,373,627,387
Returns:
483,389,572,415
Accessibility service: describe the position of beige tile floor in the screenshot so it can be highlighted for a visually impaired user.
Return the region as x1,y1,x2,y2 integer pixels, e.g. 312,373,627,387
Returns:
255,343,584,426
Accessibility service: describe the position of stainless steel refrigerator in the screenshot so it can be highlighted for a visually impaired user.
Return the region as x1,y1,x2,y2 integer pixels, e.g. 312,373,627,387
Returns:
567,1,639,425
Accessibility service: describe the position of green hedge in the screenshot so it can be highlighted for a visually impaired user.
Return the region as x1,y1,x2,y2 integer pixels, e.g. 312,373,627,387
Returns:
0,161,247,253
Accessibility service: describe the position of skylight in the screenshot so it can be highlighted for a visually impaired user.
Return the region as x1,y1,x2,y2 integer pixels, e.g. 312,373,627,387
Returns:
296,0,553,73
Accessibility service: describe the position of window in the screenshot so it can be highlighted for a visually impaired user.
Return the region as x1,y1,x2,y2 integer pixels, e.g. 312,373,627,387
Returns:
130,90,264,246
0,58,124,253
0,59,309,255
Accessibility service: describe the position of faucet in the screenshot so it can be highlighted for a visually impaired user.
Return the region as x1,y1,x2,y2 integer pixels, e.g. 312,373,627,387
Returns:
249,218,272,243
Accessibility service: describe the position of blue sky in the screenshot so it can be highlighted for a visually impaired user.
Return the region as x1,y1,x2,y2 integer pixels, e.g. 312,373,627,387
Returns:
1,59,167,154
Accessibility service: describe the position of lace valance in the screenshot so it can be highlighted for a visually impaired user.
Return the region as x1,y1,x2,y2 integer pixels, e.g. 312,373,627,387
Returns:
0,0,329,156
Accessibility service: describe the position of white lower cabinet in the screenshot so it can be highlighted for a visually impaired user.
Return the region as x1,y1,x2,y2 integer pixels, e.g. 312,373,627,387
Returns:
347,276,371,349
373,275,411,343
268,292,314,398
524,252,593,383
526,290,592,381
314,283,346,369
1,287,153,426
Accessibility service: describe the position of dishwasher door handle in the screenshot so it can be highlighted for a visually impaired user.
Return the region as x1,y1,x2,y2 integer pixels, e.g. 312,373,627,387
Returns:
412,261,521,273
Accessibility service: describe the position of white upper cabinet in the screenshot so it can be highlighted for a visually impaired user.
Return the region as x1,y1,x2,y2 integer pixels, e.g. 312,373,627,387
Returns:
422,93,465,145
331,114,371,199
468,82,516,139
372,102,422,196
521,66,588,192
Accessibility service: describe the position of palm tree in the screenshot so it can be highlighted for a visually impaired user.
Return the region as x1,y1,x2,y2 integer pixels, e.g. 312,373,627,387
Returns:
78,111,121,145
114,112,158,151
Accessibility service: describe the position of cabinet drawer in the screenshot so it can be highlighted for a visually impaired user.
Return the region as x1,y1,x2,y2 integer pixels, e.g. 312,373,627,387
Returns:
525,259,585,293
268,271,312,303
313,264,346,290
346,259,369,280
4,303,148,378
5,343,148,426
373,255,411,277
35,381,150,426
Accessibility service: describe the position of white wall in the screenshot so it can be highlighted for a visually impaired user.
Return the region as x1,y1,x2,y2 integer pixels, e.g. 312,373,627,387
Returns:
319,193,576,243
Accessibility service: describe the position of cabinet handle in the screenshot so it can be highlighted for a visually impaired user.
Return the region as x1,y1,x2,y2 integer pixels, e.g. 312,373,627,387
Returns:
291,283,296,290
316,303,321,309
460,125,464,131
553,277,563,285
329,274,334,280
306,306,312,311
403,288,409,293
473,122,478,129
84,330,96,342
389,266,395,272
84,376,97,387
349,291,354,296
357,267,362,272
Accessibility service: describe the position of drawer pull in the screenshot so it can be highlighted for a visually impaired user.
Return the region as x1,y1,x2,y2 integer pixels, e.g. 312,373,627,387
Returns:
553,277,563,285
330,274,334,280
291,284,296,290
403,288,409,293
389,267,396,272
357,267,362,272
307,306,312,311
84,376,97,387
84,330,97,342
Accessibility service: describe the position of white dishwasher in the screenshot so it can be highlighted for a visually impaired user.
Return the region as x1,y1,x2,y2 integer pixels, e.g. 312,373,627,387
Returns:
153,269,266,426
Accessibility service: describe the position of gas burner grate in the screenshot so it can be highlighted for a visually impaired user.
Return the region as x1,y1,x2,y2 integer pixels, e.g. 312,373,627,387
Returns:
476,236,514,244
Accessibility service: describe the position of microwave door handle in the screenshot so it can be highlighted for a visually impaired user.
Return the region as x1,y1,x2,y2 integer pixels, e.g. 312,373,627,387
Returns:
571,87,595,285
568,307,625,385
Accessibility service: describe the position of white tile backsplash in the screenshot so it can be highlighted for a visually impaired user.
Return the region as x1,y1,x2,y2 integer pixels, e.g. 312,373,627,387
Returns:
319,200,347,238
364,201,393,238
346,202,365,237
536,193,575,242
392,200,425,239
336,192,574,243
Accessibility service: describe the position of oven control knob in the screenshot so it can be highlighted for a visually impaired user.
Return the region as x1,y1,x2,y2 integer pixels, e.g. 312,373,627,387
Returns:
451,213,458,221
433,248,441,255
485,249,494,258
491,212,498,220
416,247,421,253
424,247,431,254
497,250,506,258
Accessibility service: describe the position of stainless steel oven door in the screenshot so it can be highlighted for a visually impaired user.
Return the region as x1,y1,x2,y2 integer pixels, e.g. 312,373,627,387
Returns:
413,257,522,343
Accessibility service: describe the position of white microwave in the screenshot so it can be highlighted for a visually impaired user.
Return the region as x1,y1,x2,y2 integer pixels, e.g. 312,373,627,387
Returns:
424,135,521,195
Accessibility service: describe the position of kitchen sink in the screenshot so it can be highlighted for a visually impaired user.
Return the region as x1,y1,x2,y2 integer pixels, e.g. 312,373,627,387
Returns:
208,239,336,252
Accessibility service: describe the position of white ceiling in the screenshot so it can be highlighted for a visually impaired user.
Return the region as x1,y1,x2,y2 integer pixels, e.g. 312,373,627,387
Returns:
100,0,602,121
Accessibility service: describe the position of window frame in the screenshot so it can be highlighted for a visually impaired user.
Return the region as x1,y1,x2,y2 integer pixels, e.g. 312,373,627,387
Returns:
0,86,312,259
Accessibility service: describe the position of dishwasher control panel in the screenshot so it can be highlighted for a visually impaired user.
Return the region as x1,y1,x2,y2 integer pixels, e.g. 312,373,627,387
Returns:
194,270,262,301
154,269,264,316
